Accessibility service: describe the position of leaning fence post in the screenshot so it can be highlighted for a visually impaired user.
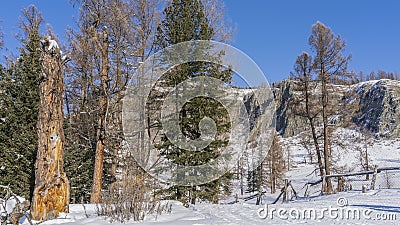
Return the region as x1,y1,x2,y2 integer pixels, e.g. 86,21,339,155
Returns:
282,179,288,202
362,185,367,193
337,176,344,193
371,166,378,190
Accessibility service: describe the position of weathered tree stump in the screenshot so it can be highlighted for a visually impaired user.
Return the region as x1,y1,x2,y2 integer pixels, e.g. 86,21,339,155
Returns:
30,38,70,221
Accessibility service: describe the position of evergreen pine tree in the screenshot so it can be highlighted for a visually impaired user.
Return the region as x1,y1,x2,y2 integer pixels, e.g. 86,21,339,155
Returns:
63,115,95,203
154,0,233,205
0,5,42,200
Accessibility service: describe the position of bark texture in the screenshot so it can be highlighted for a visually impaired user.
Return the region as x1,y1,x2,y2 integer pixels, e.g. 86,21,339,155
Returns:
90,26,109,204
31,45,70,220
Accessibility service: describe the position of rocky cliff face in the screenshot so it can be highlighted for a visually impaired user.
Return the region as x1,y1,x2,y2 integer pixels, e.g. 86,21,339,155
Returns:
355,79,400,138
273,80,308,137
261,79,400,138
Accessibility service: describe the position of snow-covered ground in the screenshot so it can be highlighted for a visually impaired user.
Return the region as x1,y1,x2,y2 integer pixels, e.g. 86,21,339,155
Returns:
5,128,400,224
282,128,400,195
18,189,399,225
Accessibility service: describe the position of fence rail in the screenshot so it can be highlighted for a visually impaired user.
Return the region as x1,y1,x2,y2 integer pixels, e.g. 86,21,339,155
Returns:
299,167,400,197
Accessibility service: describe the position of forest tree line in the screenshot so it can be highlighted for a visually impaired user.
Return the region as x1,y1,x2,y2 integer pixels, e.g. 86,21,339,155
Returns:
0,0,283,218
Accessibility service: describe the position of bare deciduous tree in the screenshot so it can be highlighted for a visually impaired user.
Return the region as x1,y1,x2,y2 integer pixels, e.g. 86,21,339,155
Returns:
201,0,234,42
67,0,134,203
67,0,161,213
290,52,324,177
309,21,351,193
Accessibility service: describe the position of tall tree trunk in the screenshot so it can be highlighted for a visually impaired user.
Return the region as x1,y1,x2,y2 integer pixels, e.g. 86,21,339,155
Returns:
31,44,70,220
304,79,325,177
309,119,324,177
256,163,262,205
364,130,369,180
90,27,109,204
270,150,276,194
111,52,125,185
321,76,333,193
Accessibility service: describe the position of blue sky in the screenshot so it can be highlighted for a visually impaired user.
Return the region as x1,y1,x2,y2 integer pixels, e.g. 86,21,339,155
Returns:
1,1,399,82
226,1,400,82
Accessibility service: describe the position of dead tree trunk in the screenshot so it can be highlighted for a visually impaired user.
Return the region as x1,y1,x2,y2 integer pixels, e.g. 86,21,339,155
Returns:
31,41,70,221
90,26,109,204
